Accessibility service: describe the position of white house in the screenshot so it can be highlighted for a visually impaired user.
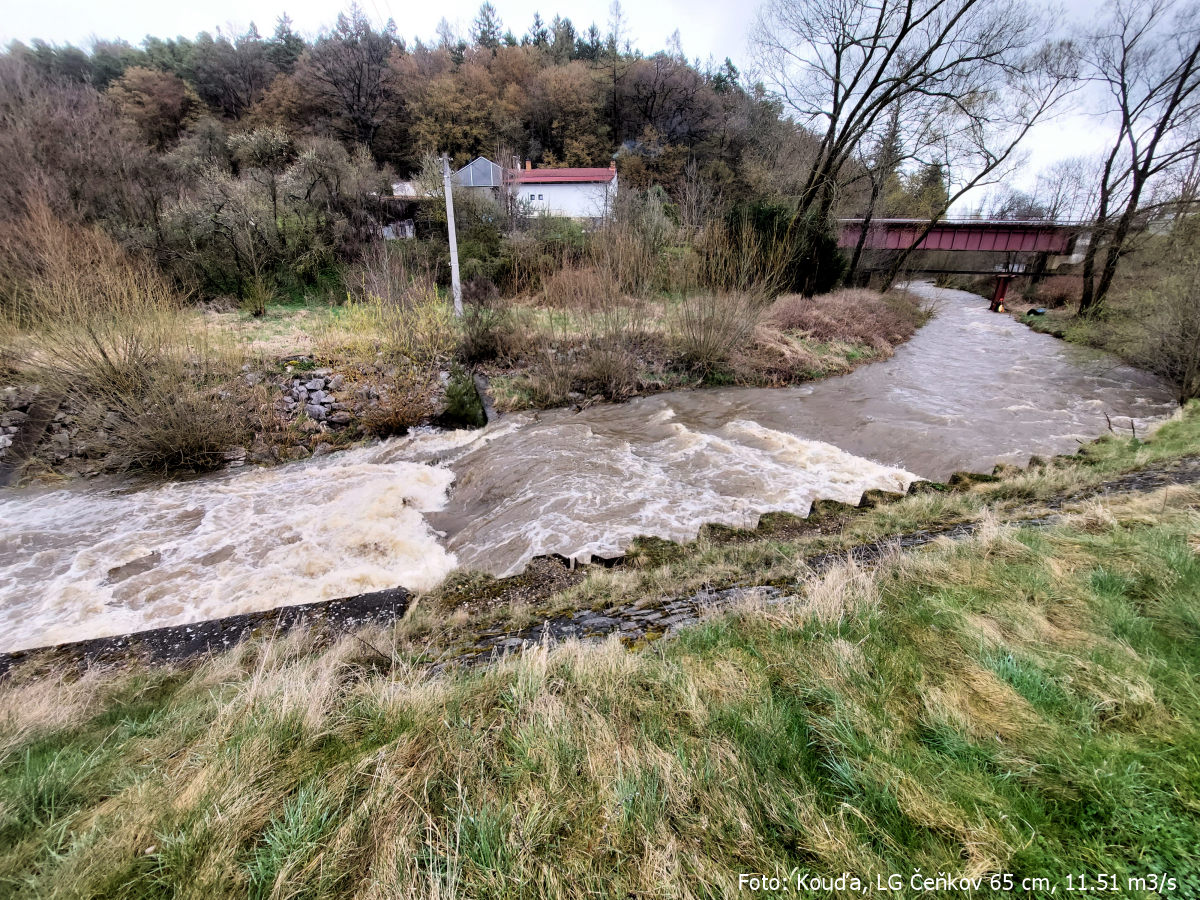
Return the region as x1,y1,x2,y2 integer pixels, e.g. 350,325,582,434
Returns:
393,159,618,221
507,162,618,220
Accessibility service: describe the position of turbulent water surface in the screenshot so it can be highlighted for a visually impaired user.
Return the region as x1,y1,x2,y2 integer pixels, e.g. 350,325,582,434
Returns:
0,284,1178,651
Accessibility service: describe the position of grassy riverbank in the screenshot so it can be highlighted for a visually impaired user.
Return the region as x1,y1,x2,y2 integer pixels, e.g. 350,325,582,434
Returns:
1,222,928,478
3,408,1200,896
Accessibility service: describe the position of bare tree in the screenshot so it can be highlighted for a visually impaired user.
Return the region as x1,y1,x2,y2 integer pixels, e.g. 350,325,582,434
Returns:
1078,0,1200,314
300,4,402,147
1030,156,1099,221
877,40,1078,286
752,0,1056,220
842,104,899,279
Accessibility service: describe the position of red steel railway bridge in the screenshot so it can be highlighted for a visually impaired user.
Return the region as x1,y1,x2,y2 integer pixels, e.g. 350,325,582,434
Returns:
838,218,1089,310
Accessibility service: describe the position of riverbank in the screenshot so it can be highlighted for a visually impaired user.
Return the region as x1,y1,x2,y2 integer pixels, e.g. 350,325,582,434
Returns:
3,406,1199,895
0,287,928,484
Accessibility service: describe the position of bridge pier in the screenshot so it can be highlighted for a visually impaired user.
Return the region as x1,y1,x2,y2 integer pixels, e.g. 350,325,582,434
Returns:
989,275,1016,313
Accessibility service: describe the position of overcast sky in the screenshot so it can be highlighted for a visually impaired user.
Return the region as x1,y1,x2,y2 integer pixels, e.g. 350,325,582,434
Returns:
1,0,1116,201
0,0,754,68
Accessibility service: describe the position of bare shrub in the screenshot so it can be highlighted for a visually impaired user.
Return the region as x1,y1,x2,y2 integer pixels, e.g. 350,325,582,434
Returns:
765,288,927,351
361,373,436,437
457,278,527,364
527,344,577,407
590,223,659,297
458,303,526,364
576,297,649,400
461,276,499,306
87,357,253,473
691,220,795,296
343,240,436,309
576,344,638,401
590,188,674,296
669,292,767,376
241,275,274,317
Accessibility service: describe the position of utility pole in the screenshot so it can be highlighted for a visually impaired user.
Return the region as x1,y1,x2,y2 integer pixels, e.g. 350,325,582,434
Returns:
441,153,463,316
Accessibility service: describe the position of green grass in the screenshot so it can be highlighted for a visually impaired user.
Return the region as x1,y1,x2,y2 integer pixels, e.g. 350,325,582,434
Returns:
3,411,1200,898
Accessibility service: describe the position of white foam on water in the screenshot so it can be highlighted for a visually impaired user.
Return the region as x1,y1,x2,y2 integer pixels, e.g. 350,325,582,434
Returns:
0,454,457,652
443,417,918,577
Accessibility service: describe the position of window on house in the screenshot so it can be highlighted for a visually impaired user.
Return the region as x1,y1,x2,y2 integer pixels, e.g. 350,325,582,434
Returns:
538,194,544,200
529,193,535,200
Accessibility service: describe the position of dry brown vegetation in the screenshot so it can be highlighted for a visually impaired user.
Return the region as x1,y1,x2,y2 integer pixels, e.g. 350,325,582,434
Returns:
764,287,929,352
482,285,928,411
0,204,255,472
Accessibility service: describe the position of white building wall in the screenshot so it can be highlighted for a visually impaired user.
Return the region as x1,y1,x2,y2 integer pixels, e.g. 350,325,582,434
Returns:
519,178,616,218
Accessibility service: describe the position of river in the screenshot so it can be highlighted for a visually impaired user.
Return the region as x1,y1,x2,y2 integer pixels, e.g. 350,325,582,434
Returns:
0,284,1178,652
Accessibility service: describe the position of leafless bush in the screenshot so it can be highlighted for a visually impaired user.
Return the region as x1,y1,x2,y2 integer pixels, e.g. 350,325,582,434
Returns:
576,343,638,401
1031,275,1081,308
764,289,926,352
458,292,527,364
589,189,674,296
85,358,253,473
689,219,801,297
527,343,577,407
590,224,659,297
361,373,437,437
669,292,767,376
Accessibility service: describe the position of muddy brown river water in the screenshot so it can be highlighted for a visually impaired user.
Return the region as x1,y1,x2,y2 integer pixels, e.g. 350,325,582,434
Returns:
0,284,1178,651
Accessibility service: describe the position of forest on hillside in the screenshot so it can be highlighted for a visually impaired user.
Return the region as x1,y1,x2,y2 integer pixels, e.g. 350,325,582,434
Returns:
0,2,963,304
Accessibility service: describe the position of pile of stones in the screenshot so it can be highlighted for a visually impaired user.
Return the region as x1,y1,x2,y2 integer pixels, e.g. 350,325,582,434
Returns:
276,368,360,427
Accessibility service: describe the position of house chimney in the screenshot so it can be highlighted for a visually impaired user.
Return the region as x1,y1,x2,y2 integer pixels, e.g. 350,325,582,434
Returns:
525,159,532,170
609,160,616,171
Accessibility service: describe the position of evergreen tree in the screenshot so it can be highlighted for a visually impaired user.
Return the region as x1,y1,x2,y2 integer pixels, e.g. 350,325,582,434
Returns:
528,13,549,47
266,15,305,74
470,3,503,51
550,16,576,62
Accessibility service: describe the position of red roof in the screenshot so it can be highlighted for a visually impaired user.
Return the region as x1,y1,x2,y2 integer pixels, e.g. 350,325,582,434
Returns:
509,167,616,184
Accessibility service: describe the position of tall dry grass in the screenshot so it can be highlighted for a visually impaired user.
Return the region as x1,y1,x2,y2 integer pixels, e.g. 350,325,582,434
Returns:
1,204,250,472
539,265,619,311
343,240,439,310
317,280,456,373
668,291,768,376
764,288,928,352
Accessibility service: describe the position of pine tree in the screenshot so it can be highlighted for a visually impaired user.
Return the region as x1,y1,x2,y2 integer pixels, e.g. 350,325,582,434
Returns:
528,13,549,47
267,15,306,73
470,3,503,50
